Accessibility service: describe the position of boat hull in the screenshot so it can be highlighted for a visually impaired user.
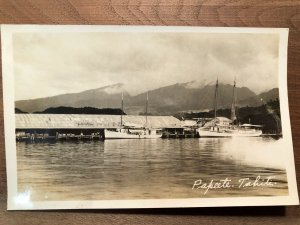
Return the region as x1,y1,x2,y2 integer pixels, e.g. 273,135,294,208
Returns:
104,129,162,139
198,129,262,137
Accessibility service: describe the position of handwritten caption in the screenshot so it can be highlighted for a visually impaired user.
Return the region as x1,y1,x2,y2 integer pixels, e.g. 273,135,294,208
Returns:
192,176,277,195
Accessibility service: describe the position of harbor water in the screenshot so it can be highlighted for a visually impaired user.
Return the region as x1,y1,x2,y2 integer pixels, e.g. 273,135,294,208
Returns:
17,137,288,201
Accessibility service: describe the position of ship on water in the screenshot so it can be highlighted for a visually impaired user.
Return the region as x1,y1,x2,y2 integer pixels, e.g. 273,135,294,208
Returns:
197,78,262,137
104,92,162,139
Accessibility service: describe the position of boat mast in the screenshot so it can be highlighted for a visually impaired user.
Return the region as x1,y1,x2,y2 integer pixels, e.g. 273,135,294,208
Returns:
214,78,219,119
121,92,124,127
145,91,148,128
231,78,237,122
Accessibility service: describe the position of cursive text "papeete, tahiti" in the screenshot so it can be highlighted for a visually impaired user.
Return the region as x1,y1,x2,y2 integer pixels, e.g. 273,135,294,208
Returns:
192,176,277,195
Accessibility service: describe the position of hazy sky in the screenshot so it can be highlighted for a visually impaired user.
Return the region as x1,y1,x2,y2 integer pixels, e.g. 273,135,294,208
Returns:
13,31,279,101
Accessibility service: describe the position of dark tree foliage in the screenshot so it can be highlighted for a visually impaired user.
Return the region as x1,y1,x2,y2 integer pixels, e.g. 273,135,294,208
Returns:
32,106,126,115
15,108,28,114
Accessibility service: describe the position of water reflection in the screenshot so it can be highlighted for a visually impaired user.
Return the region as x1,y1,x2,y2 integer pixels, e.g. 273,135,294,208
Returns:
17,137,288,201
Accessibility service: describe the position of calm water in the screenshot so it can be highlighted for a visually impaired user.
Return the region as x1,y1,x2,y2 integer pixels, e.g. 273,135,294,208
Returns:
17,137,288,201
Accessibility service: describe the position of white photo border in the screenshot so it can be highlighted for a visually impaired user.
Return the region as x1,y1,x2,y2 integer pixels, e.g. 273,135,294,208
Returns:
1,25,298,210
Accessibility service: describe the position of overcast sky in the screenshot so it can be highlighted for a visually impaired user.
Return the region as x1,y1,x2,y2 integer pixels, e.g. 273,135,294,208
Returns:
13,31,279,101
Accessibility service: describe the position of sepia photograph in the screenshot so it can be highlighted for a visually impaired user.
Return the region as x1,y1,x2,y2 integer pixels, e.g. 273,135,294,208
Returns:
1,25,298,209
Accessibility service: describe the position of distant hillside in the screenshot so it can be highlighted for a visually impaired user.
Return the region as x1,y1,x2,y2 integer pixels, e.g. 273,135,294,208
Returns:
15,108,28,114
259,88,279,102
33,106,126,115
129,82,258,114
239,88,279,106
15,82,279,115
15,83,128,113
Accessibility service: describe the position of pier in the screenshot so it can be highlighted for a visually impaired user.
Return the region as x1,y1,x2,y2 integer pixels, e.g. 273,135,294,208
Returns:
15,114,196,142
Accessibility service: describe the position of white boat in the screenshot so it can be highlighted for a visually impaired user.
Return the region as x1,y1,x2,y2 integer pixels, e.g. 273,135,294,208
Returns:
198,117,262,137
198,79,262,137
104,92,162,139
105,127,162,139
198,129,262,137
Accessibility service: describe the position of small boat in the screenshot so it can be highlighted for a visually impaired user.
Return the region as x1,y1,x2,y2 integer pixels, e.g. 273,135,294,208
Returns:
198,78,262,137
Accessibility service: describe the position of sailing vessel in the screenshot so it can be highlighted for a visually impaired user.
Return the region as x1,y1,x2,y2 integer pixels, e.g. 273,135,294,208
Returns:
104,92,162,139
198,78,262,137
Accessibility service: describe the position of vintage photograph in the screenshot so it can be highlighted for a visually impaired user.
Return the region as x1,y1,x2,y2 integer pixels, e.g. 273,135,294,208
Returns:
1,25,298,209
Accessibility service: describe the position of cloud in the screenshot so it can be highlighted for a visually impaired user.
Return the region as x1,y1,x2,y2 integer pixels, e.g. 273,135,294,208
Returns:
13,31,279,100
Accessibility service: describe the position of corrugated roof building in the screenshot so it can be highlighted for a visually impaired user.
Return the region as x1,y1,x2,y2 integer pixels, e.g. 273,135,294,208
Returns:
15,114,182,129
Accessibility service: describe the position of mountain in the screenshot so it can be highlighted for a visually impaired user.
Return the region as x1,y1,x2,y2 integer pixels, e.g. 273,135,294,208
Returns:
16,83,128,113
258,88,279,102
15,82,279,115
239,88,279,107
128,82,258,114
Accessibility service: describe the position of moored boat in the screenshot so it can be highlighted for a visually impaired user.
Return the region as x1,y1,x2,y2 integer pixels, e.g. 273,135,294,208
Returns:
104,92,162,139
198,117,262,137
105,127,162,139
198,78,262,137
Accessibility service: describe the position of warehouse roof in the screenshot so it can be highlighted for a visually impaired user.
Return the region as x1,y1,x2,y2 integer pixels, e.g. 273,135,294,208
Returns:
15,114,182,129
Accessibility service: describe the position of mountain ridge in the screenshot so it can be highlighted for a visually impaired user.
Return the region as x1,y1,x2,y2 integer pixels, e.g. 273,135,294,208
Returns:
15,81,279,115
